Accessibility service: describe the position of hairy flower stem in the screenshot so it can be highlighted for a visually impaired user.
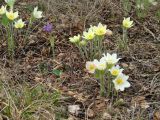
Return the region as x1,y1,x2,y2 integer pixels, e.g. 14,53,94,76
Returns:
24,16,34,44
83,46,88,59
7,23,15,59
99,71,106,97
116,91,119,101
90,41,94,60
76,45,85,60
122,28,128,50
97,37,101,57
113,87,119,100
49,35,55,59
100,36,104,55
107,73,112,97
93,37,98,57
97,36,104,59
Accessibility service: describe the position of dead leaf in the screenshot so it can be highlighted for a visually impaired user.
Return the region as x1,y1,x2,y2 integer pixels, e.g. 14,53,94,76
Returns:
34,77,44,82
129,63,136,70
67,115,76,120
131,96,149,109
88,109,95,118
0,115,2,120
113,98,125,107
102,112,112,120
153,111,160,120
95,99,107,111
67,91,75,96
121,63,129,68
28,39,36,45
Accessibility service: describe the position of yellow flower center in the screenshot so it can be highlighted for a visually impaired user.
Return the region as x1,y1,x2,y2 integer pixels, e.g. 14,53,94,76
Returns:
87,34,94,40
116,78,124,85
89,64,95,71
107,59,113,64
111,69,119,76
124,22,129,27
97,28,105,35
8,14,15,20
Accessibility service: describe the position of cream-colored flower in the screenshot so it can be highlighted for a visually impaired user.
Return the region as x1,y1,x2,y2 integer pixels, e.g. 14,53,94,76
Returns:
122,17,133,29
93,23,107,36
0,5,6,15
109,65,123,76
33,6,43,19
93,58,106,71
6,10,19,20
102,53,121,65
113,73,130,91
83,29,95,40
69,34,80,43
86,61,96,74
14,19,25,28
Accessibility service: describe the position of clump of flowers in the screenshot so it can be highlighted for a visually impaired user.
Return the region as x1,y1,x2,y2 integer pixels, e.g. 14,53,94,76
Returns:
0,0,43,58
69,23,112,60
86,53,131,97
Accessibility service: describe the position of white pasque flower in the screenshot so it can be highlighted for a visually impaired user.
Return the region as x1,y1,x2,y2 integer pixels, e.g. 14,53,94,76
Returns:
113,73,130,91
92,23,107,36
14,19,25,28
102,53,121,65
33,6,43,19
86,61,96,74
93,58,106,71
6,10,19,20
109,65,123,76
122,17,134,29
0,5,6,15
69,34,80,43
83,29,95,40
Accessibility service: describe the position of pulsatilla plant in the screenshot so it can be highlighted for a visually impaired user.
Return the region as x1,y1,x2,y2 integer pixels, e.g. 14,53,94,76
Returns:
43,23,55,59
69,23,112,60
118,17,134,50
0,0,43,58
86,53,131,97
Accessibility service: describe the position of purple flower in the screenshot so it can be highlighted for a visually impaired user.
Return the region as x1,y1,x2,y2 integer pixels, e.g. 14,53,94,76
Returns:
43,23,53,32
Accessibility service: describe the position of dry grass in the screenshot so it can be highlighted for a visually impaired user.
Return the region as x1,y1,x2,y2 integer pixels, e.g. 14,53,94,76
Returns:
0,65,67,120
39,0,121,31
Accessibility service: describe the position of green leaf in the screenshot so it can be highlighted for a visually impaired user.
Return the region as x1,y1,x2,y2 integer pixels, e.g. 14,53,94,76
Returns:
94,70,100,79
1,15,10,26
51,69,62,77
5,0,15,8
